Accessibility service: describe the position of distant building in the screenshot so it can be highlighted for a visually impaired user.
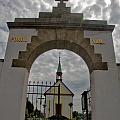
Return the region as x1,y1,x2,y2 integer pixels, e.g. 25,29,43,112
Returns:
44,55,74,119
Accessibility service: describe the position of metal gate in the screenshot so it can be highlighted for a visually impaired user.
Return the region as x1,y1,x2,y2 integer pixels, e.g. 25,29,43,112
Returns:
25,81,60,120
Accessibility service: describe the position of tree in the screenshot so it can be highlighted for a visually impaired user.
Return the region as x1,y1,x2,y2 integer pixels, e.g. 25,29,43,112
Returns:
72,111,83,120
72,111,78,118
69,103,73,119
26,98,34,117
34,108,44,118
77,113,83,120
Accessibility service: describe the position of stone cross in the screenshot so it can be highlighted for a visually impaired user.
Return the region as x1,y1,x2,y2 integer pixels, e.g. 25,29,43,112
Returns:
55,0,68,4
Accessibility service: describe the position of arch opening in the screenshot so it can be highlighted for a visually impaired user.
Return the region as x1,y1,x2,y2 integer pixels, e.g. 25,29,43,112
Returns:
27,49,90,119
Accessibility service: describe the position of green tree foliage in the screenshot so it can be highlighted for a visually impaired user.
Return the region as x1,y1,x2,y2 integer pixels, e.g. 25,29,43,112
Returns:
72,111,83,120
26,98,34,116
34,108,44,118
25,98,44,119
72,111,78,118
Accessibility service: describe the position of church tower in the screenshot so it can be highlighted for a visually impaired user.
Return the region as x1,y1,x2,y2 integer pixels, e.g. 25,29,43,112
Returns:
56,53,62,82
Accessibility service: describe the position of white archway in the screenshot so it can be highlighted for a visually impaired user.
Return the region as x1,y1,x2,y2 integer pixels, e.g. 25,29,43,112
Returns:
0,1,120,120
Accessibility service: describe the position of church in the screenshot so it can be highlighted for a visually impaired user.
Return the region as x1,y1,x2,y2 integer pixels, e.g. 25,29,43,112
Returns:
44,55,74,119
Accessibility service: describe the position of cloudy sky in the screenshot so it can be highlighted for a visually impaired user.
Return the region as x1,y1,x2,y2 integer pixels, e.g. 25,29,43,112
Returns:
0,0,120,112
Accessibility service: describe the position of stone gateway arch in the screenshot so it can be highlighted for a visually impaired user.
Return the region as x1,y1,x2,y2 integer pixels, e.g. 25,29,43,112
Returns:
0,0,120,120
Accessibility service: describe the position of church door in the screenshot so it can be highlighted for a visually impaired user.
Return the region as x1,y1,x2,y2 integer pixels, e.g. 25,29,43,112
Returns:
56,104,62,116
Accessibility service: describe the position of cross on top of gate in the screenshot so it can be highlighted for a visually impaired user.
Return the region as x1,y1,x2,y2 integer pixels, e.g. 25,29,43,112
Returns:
55,0,68,4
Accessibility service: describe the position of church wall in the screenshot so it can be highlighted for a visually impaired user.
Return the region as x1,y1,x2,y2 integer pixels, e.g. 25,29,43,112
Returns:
46,81,66,95
45,95,73,119
0,29,37,120
84,30,120,120
45,95,54,118
45,80,73,119
61,95,73,119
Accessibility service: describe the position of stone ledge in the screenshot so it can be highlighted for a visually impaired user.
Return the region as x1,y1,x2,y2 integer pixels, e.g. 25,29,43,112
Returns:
15,18,37,22
7,21,115,31
39,12,55,18
84,20,107,25
15,13,83,24
53,7,71,14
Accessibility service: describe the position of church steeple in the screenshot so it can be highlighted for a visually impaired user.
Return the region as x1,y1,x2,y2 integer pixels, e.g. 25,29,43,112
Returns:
56,53,62,82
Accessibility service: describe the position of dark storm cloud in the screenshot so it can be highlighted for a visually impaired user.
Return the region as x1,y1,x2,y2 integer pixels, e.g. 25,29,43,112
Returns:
83,4,102,18
102,6,110,20
0,0,51,22
64,79,90,92
29,50,89,83
96,0,106,7
0,0,53,57
71,1,82,13
112,25,120,62
109,0,120,24
0,42,6,58
0,28,8,58
43,0,55,5
0,25,9,33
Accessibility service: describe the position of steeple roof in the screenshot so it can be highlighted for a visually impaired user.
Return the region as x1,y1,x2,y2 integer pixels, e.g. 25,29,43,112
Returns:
56,52,63,82
57,53,62,73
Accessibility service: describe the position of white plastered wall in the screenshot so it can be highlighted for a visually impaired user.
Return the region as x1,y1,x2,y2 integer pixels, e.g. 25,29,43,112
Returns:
45,80,73,119
84,30,120,120
0,29,37,120
45,95,73,119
